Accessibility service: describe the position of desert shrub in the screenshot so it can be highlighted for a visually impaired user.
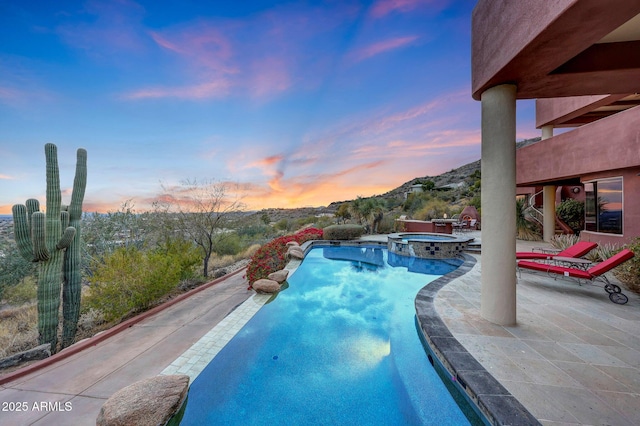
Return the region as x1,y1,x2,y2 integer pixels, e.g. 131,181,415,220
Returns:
237,223,272,238
516,198,542,241
376,215,396,234
0,305,38,358
413,198,452,221
403,192,428,213
323,224,365,240
85,244,197,322
154,238,201,280
213,232,244,256
556,199,585,233
2,277,37,306
274,218,292,231
246,228,323,284
584,243,619,263
549,234,580,250
0,240,37,301
469,195,481,210
312,215,334,229
295,216,317,228
614,237,640,293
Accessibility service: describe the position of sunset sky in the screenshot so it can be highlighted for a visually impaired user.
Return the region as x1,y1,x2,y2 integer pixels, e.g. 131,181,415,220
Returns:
0,0,538,214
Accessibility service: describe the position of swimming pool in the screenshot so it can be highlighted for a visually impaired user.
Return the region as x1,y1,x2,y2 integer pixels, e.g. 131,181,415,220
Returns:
176,245,483,425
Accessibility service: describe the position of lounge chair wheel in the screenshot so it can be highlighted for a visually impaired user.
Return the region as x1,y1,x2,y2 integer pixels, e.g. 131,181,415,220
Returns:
609,292,628,305
604,283,621,294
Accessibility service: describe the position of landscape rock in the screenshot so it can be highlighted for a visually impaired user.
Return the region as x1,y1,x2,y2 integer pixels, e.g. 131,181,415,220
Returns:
0,343,51,370
96,374,189,426
252,279,281,293
287,247,305,259
268,269,289,283
286,241,300,247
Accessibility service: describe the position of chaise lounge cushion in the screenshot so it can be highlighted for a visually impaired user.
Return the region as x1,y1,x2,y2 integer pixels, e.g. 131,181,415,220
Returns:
518,249,634,280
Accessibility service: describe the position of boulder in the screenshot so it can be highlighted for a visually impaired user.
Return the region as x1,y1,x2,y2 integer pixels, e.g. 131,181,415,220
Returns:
252,279,281,293
97,374,189,426
286,241,300,247
287,247,305,259
0,343,51,370
268,269,289,283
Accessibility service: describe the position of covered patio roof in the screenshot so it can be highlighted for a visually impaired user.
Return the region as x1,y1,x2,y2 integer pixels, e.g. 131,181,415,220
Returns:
472,1,640,100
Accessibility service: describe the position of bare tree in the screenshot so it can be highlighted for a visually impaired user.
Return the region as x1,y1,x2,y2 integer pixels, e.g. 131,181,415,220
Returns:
155,179,245,277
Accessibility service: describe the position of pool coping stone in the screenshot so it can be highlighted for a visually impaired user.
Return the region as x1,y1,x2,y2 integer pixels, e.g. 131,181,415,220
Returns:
415,253,541,426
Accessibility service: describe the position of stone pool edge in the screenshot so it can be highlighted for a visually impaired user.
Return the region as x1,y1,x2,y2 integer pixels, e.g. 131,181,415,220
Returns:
414,253,540,426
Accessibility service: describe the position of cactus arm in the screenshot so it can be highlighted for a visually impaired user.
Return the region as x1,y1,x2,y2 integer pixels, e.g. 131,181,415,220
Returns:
12,204,35,261
31,212,50,261
57,226,76,250
44,143,62,219
61,147,87,348
61,209,69,229
68,148,87,222
26,198,39,228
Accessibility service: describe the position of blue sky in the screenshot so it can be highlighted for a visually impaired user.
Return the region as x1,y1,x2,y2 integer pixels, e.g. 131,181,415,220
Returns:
0,0,537,213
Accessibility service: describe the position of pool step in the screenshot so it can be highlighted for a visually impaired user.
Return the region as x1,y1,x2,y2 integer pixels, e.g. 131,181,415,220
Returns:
465,242,481,253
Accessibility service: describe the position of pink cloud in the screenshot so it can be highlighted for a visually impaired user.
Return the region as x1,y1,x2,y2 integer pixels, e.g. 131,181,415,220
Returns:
0,86,21,101
349,36,419,62
369,0,446,19
122,80,231,100
0,174,16,180
119,3,358,101
149,26,237,75
248,57,292,98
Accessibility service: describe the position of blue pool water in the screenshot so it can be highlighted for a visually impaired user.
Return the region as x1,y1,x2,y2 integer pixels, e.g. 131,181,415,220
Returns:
177,246,481,425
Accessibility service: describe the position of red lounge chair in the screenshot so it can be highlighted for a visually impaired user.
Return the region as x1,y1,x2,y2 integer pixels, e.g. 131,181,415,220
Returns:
517,249,634,304
516,241,597,260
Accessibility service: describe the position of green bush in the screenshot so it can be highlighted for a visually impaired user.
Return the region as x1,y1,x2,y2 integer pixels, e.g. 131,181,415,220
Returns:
274,218,292,231
214,232,244,256
556,199,585,233
0,240,37,301
3,277,37,305
414,198,451,221
85,244,198,322
323,224,365,240
614,237,640,294
376,215,396,234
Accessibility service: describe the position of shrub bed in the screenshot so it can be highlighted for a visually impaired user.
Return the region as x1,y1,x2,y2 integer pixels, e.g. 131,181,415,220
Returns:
322,224,365,240
85,242,200,322
245,228,323,285
614,237,640,294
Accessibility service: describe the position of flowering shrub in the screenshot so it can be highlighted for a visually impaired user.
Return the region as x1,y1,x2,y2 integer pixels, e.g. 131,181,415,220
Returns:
246,228,323,285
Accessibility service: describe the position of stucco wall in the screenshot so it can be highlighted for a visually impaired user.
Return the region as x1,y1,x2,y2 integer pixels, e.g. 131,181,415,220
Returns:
517,106,640,185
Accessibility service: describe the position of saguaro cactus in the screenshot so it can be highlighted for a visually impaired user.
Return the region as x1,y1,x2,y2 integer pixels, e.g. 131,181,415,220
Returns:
12,143,87,351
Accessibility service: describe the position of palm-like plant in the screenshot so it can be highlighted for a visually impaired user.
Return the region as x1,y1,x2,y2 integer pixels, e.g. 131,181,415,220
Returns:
516,198,541,241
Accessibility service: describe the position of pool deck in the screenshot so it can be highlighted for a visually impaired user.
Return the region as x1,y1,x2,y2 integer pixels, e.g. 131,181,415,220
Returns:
1,232,639,425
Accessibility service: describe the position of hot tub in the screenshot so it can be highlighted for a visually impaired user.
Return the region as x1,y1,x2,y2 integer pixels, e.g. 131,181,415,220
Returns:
387,232,474,259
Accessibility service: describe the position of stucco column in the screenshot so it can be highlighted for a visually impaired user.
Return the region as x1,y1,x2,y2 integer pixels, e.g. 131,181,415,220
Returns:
480,84,516,326
543,185,557,242
541,125,553,140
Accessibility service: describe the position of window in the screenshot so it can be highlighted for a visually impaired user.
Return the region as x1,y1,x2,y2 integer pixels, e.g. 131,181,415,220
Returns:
584,177,623,234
